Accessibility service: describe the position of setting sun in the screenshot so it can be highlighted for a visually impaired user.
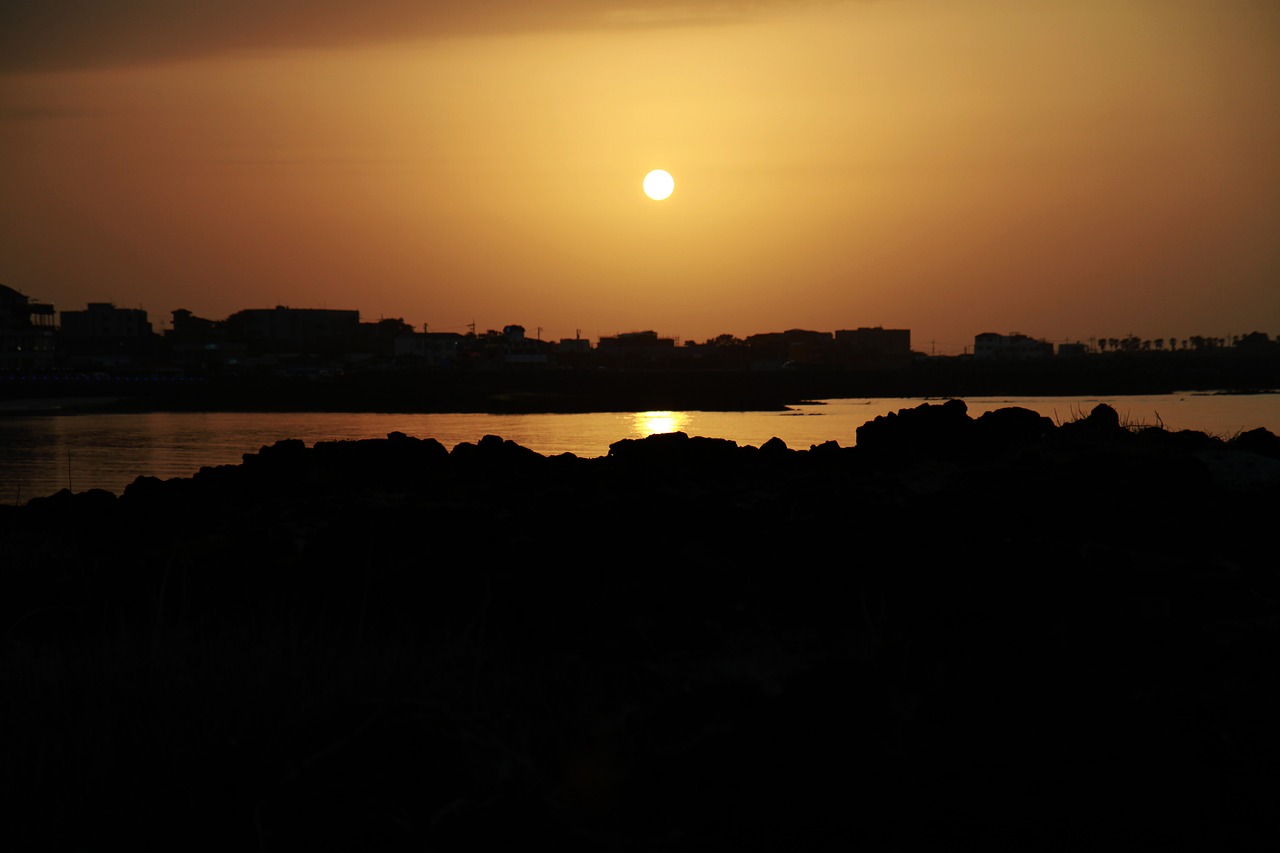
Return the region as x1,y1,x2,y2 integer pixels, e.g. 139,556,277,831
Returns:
643,169,675,201
2,1,1276,351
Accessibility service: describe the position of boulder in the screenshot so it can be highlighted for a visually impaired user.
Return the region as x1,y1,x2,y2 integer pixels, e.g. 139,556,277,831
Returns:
1230,427,1280,460
1057,403,1125,444
973,406,1055,451
854,399,974,458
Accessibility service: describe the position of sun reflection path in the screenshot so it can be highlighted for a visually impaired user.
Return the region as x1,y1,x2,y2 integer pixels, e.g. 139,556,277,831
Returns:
633,411,689,438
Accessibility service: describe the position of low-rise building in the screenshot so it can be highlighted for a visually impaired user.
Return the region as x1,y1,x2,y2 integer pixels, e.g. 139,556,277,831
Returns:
1056,341,1090,357
744,329,833,367
59,302,158,367
556,336,591,355
223,306,360,353
834,326,911,369
60,302,152,339
393,331,466,366
0,283,56,370
974,332,1053,360
597,330,677,361
165,308,245,369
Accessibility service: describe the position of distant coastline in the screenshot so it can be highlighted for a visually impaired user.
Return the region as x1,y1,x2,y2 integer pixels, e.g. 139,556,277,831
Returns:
3,353,1279,415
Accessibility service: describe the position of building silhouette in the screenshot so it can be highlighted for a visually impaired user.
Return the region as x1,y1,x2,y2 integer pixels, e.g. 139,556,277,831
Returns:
223,307,361,354
0,283,56,370
974,332,1053,360
834,327,911,368
597,330,677,362
58,302,158,367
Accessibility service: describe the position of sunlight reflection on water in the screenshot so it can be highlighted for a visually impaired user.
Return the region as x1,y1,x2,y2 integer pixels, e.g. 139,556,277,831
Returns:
633,411,688,438
2,393,1277,500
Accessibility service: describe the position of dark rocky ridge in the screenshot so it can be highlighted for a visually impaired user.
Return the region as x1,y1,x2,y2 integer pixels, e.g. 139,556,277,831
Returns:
3,402,1279,850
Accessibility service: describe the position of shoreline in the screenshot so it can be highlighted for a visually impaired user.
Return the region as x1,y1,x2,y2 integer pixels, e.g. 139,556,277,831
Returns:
3,355,1280,415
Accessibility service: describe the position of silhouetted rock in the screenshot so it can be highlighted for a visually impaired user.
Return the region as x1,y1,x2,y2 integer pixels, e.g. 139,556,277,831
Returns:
607,431,740,469
1131,425,1219,454
759,436,792,457
807,438,844,459
972,405,1055,451
607,429,691,462
1057,401,1124,442
474,432,544,465
1232,426,1280,460
854,397,974,457
23,486,117,519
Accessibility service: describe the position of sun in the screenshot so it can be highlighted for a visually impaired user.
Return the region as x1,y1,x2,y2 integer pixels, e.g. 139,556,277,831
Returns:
643,169,675,201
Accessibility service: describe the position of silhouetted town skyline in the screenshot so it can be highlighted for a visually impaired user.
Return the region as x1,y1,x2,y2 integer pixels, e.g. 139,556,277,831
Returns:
4,283,1276,375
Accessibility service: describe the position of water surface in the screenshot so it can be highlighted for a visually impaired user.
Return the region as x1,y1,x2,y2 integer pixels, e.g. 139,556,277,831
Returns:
3,393,1277,501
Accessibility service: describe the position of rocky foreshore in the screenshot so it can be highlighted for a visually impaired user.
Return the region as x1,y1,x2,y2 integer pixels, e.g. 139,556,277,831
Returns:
4,401,1280,850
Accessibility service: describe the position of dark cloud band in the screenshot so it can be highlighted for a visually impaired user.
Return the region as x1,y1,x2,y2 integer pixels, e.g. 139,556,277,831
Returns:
0,1,825,73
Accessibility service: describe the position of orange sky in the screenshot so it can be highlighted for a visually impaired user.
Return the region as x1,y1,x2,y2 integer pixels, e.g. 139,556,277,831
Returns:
2,0,1278,353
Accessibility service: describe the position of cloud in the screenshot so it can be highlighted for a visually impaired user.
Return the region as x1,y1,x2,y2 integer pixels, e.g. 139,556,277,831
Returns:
0,1,826,73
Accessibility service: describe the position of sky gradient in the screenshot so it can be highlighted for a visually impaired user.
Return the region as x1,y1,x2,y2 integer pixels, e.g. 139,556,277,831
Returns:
3,1,1277,353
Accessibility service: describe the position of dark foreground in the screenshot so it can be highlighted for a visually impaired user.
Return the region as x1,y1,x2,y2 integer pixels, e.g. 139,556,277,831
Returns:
4,401,1280,850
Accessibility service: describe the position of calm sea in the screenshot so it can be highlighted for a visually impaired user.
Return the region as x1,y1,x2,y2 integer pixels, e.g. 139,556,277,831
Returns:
3,393,1278,501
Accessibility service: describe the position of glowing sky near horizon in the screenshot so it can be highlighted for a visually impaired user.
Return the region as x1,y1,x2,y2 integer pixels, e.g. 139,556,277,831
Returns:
1,0,1277,353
